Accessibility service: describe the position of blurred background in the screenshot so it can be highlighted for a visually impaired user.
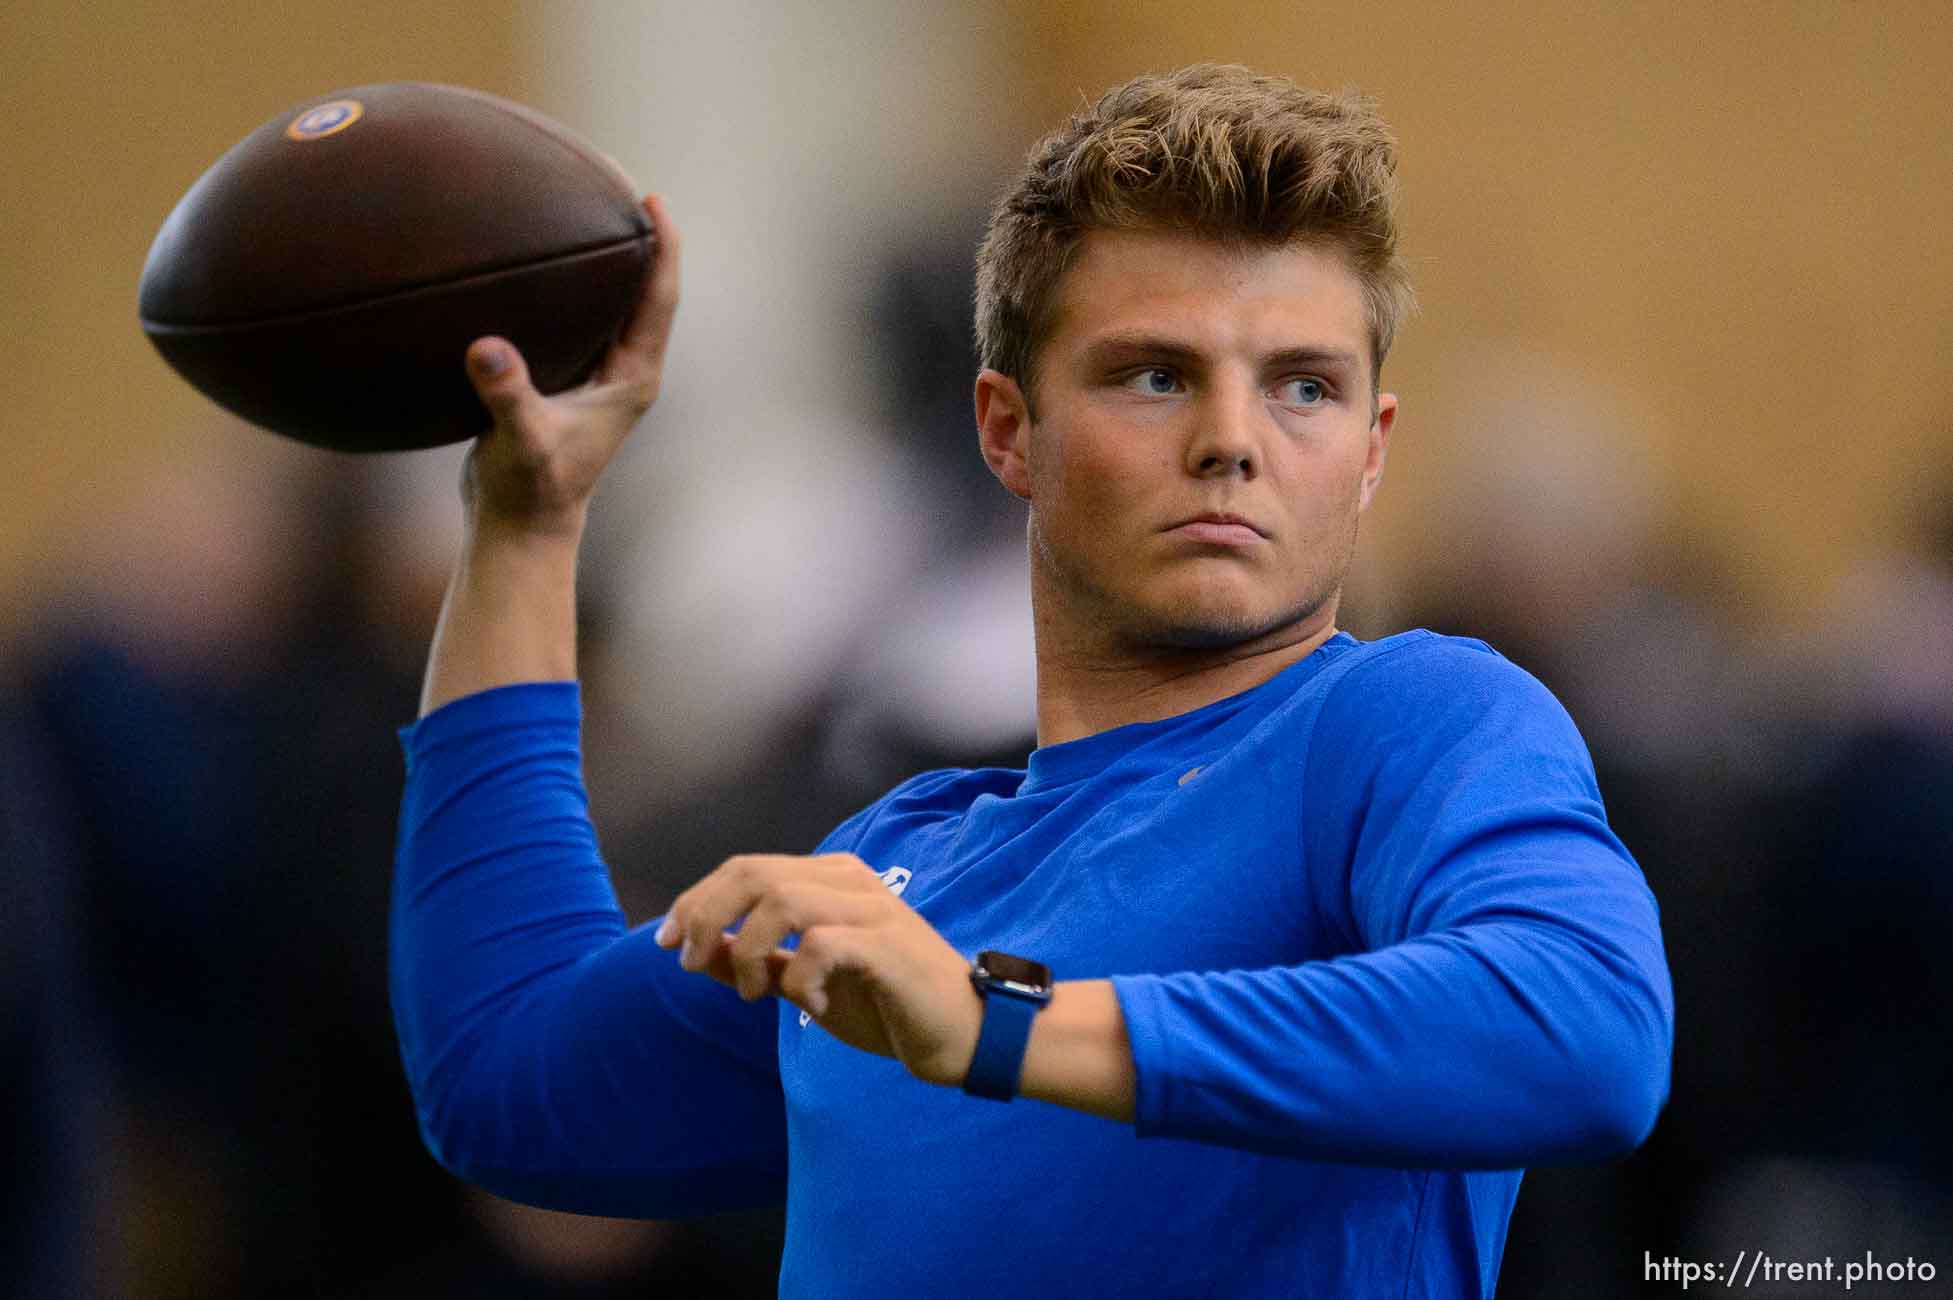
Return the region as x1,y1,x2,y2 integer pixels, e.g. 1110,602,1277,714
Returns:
4,1,1951,1296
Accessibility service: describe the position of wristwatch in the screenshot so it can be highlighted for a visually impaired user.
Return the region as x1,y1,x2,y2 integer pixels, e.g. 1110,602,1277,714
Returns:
962,950,1054,1101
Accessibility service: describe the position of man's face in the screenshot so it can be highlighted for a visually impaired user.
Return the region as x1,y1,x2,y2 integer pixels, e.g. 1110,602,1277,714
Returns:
978,228,1395,657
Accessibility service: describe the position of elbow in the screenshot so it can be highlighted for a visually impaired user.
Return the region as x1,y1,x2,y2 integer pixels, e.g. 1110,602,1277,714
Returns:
411,1080,553,1207
1578,1055,1669,1159
1567,1001,1673,1161
1545,927,1676,1161
391,978,536,1198
402,1039,655,1218
408,1069,493,1188
397,1028,527,1199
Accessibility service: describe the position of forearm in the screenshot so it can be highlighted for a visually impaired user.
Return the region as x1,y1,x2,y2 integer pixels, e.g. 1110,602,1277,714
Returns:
1112,918,1672,1168
1010,923,1665,1157
419,514,585,716
1016,979,1136,1123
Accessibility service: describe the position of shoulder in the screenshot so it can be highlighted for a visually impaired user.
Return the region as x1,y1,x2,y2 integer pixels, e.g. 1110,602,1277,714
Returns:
1307,630,1594,784
1332,628,1534,687
1321,629,1570,728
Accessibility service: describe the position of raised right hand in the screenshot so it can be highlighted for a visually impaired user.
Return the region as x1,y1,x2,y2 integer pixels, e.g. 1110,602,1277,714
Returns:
416,194,680,715
459,193,681,540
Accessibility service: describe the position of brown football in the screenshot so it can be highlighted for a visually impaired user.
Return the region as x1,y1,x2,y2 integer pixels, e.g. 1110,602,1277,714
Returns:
138,82,653,453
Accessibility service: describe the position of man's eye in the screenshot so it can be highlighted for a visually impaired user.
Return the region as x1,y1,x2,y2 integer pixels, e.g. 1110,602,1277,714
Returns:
1276,377,1327,405
1123,368,1179,395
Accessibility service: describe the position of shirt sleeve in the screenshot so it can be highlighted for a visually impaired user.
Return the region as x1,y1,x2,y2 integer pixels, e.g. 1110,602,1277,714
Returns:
1112,639,1674,1168
390,683,787,1217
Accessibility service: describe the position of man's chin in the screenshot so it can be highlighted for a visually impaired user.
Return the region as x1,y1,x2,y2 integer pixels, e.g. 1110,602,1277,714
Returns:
1119,596,1335,656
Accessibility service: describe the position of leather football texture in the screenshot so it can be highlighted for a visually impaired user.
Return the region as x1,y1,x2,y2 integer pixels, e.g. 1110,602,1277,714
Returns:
139,82,653,453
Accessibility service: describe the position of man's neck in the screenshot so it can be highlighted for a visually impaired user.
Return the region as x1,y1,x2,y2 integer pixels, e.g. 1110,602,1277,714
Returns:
1031,604,1343,749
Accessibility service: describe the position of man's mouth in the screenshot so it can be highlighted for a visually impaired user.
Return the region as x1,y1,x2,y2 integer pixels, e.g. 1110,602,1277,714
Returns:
1168,512,1267,544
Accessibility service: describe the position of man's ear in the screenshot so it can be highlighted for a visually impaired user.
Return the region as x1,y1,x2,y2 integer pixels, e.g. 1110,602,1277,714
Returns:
1359,392,1396,512
975,369,1033,501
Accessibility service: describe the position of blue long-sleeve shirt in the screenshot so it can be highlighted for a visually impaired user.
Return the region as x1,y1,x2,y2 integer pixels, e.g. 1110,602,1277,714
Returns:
391,630,1673,1298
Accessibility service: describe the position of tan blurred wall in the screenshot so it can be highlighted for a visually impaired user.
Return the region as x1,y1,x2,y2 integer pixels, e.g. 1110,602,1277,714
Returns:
0,0,520,633
9,3,1952,636
1011,1,1953,623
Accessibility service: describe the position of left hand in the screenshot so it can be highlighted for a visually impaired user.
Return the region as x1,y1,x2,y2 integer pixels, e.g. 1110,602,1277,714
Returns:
655,853,982,1087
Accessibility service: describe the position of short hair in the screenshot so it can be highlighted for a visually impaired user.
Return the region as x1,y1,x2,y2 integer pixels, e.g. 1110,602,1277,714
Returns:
974,64,1415,402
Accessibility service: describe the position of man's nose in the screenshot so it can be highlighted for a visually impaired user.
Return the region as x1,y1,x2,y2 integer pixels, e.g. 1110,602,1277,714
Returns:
1186,381,1260,478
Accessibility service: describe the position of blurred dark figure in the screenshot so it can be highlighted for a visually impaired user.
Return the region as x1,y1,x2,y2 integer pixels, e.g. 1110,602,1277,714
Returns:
1400,367,1953,1294
1,667,109,1299
23,443,776,1298
23,450,454,1298
1689,488,1953,1268
1385,351,1778,1297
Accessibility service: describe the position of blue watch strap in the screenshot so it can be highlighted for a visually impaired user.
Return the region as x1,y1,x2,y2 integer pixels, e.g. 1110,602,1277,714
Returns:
963,984,1040,1101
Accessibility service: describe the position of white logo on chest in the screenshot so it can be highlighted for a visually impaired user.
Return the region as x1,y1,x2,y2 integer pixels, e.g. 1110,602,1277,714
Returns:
800,865,911,1027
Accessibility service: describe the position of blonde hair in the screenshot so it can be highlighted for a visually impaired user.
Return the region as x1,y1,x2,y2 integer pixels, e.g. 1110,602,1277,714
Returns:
974,64,1414,399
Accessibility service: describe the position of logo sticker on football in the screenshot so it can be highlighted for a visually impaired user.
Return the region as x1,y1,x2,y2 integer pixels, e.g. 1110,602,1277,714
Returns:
286,100,364,141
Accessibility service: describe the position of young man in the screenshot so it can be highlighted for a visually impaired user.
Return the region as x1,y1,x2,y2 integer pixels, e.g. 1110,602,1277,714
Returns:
393,65,1673,1297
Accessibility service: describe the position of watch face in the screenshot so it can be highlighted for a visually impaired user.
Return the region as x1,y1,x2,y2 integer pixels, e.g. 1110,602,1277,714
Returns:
977,950,1050,993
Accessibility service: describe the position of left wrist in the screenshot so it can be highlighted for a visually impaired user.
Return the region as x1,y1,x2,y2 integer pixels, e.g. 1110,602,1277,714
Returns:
962,950,1055,1101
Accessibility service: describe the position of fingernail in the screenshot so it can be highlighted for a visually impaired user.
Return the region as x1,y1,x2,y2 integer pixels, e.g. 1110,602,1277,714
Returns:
679,938,695,969
655,917,675,946
475,344,509,377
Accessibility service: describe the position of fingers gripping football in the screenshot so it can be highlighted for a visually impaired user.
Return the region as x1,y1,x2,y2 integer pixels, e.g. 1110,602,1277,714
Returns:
462,193,681,535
